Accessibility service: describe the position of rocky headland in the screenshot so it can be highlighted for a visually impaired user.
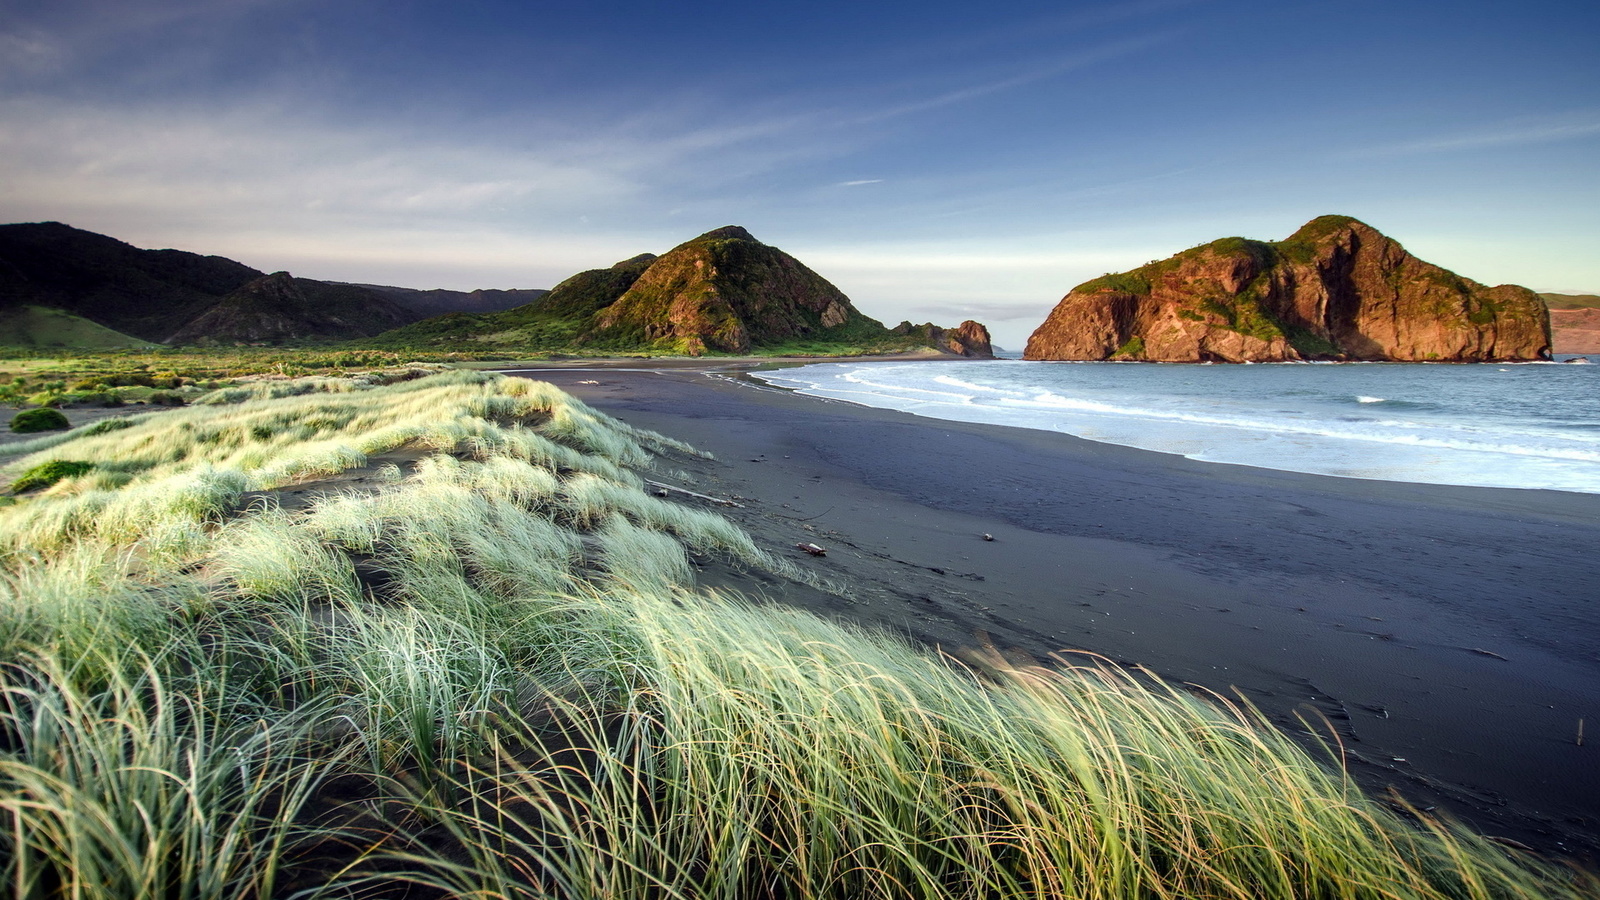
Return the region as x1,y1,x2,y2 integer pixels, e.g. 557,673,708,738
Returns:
1024,216,1550,362
371,226,993,357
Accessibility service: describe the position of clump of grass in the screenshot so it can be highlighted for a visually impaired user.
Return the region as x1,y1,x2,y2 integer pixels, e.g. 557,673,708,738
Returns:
0,650,337,900
9,460,94,494
9,407,69,434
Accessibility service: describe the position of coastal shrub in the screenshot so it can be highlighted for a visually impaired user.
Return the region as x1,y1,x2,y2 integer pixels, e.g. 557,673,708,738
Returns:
10,460,94,494
10,407,69,433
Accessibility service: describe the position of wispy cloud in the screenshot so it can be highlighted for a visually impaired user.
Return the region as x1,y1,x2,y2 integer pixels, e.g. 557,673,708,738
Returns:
838,179,884,186
1352,116,1600,157
850,31,1176,125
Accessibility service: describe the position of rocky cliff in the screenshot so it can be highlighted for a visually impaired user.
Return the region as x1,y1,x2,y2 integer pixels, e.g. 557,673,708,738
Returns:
891,320,995,358
1024,216,1551,362
586,226,881,354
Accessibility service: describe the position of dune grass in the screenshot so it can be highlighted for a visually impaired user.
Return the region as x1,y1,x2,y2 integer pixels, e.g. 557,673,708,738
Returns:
0,370,1591,898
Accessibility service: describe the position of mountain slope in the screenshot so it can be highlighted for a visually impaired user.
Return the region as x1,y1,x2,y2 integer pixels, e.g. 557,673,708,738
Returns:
365,253,659,349
370,228,992,357
0,222,557,347
1025,216,1550,362
0,304,157,349
166,272,416,344
587,226,879,354
0,222,263,341
352,284,549,318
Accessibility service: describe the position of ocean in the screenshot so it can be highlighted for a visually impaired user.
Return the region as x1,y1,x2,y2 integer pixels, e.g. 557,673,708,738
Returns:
752,358,1600,495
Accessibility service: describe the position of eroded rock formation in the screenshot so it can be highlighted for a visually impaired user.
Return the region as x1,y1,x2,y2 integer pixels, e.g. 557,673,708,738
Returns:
1024,216,1550,362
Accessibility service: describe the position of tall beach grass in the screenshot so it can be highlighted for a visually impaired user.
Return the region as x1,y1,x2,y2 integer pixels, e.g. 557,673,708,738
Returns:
0,369,1591,898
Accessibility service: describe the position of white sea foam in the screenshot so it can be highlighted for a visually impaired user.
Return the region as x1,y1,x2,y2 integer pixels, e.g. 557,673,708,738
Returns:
755,360,1600,494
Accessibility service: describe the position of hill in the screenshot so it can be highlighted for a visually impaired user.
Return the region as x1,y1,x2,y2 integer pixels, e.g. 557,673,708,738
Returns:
1025,216,1550,362
0,221,263,342
165,272,416,344
370,227,993,357
0,304,157,349
350,283,549,318
0,222,552,347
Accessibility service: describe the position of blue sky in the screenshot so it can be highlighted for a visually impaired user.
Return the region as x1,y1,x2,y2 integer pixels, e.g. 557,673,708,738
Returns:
2,0,1597,348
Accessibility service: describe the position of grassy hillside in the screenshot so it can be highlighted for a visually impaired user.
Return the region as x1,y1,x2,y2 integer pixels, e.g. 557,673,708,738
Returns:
0,304,157,349
0,371,1590,898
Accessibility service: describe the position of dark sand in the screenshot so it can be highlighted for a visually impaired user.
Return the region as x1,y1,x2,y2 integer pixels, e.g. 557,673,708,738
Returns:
503,359,1600,862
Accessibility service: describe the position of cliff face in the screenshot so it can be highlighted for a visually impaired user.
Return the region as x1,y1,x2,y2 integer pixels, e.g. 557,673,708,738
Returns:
1024,216,1551,362
891,320,995,358
586,226,877,354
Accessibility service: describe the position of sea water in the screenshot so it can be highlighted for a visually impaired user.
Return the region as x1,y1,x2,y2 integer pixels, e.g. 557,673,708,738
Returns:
752,358,1600,494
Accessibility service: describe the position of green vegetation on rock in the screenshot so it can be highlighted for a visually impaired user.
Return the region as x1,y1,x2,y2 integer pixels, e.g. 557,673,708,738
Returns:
1029,215,1550,362
1074,271,1153,295
364,226,978,358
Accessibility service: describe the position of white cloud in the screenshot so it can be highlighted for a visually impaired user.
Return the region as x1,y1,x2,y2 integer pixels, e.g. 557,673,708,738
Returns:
838,179,884,186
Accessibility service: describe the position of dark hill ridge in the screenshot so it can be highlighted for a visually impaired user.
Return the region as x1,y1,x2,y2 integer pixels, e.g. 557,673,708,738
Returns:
1025,216,1550,362
0,221,262,341
366,252,661,350
166,272,415,345
348,284,549,318
0,222,554,346
371,227,993,358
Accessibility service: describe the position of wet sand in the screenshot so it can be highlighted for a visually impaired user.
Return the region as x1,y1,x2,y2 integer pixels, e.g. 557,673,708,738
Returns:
503,359,1600,862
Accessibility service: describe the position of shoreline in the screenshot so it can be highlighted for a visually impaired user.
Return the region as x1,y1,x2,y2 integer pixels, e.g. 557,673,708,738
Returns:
504,359,1600,862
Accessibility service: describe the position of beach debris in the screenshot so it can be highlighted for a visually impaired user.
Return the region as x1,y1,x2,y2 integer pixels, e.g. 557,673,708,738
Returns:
1467,647,1509,661
796,542,827,557
1486,836,1536,853
982,533,994,541
643,479,743,507
1579,718,1586,747
577,379,599,384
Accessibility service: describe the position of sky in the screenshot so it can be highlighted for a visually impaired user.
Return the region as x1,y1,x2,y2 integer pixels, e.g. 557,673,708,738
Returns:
2,0,1597,349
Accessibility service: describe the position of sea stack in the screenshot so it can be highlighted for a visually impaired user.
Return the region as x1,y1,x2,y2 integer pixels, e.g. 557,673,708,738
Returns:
1024,216,1551,362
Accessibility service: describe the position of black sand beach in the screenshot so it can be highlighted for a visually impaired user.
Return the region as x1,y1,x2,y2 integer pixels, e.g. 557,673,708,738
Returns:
502,359,1600,862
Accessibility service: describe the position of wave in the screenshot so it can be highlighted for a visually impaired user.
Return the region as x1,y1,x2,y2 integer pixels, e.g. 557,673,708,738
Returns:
755,360,1600,493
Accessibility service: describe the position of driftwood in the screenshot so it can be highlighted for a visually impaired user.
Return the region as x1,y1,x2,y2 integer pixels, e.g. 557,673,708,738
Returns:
796,542,827,557
644,480,743,507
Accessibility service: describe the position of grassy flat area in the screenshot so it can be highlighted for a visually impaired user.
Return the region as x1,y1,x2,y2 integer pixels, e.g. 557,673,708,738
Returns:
0,369,1593,898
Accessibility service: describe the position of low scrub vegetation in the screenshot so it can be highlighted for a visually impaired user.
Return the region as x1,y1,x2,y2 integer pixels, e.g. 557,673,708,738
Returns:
0,371,1590,898
9,407,69,433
